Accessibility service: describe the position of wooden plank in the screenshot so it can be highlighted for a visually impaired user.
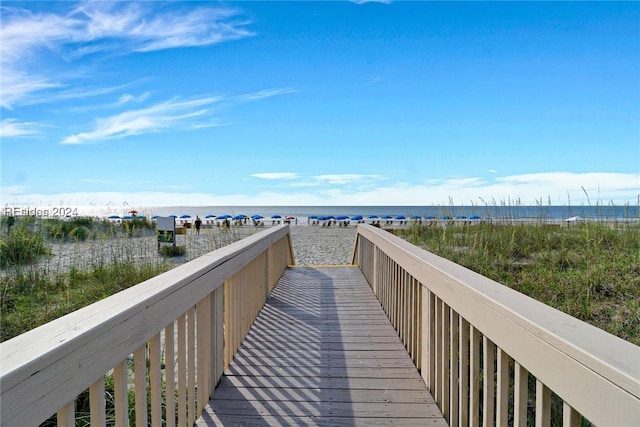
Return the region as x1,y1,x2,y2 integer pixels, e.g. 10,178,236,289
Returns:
206,399,443,418
197,413,448,427
198,266,445,425
212,386,433,403
231,354,417,369
225,365,425,379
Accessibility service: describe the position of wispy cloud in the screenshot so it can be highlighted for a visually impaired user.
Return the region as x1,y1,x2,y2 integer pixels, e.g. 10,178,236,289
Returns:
351,0,392,4
0,119,42,138
61,96,222,144
237,88,298,101
314,174,386,185
3,172,639,208
0,2,254,109
251,173,300,180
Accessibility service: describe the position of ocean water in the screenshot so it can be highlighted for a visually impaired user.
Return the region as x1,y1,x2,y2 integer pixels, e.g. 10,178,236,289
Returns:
129,205,639,222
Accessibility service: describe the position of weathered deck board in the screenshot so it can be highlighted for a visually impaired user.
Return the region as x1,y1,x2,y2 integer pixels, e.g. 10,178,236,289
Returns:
197,266,447,426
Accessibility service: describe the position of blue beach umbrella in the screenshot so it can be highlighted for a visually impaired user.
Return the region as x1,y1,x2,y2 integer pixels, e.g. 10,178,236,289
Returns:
367,215,379,219
425,215,436,220
271,214,282,219
205,214,216,219
469,215,482,220
411,215,421,220
336,215,349,220
151,215,159,219
180,214,191,219
123,215,133,220
169,214,177,218
251,214,264,219
308,215,319,219
381,215,393,219
108,215,121,219
233,214,248,220
217,214,232,220
395,215,406,220
351,215,363,221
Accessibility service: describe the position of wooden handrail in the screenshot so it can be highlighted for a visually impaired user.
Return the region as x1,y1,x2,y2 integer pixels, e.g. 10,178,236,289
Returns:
353,224,640,426
0,225,293,427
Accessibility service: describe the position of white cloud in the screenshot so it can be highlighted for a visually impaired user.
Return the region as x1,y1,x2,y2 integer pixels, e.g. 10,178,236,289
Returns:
0,2,254,109
314,174,386,185
60,96,222,144
351,0,392,5
237,88,298,101
251,173,300,180
5,172,637,209
0,119,42,137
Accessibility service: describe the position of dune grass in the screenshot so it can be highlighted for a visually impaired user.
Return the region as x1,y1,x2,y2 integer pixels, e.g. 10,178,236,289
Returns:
395,220,640,345
0,216,257,342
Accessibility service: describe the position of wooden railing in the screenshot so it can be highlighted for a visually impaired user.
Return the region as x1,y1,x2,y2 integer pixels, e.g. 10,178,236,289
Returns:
0,225,293,427
353,224,640,427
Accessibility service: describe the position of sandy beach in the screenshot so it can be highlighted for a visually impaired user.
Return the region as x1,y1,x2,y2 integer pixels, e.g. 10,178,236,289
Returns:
6,223,359,277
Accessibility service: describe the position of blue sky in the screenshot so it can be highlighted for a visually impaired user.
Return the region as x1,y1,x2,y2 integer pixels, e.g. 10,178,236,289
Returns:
1,1,639,212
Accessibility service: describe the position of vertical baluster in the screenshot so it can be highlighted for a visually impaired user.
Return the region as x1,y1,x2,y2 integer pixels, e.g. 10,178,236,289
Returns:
449,309,459,427
469,326,480,427
149,333,162,426
459,318,470,426
535,380,551,427
165,323,176,427
224,281,232,369
420,286,431,387
90,377,106,427
134,346,148,427
177,314,187,426
514,362,528,427
113,359,129,427
57,401,75,427
197,294,212,415
434,296,442,405
563,402,580,427
497,348,510,427
213,286,225,386
428,290,436,392
187,306,196,426
441,301,450,421
483,337,496,427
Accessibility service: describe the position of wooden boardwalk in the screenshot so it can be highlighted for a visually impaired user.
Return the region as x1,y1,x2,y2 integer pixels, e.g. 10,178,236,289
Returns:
198,266,447,426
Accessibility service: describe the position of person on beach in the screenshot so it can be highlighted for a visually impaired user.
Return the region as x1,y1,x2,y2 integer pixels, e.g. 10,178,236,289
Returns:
194,216,202,235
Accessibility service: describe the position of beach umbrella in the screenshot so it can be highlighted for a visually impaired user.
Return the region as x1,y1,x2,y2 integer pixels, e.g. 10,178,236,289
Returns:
180,214,191,219
233,214,248,220
469,215,482,220
251,214,263,219
336,215,349,220
411,215,421,219
205,214,216,219
168,214,177,218
286,216,296,220
381,215,393,219
395,215,406,220
271,214,282,219
425,215,436,220
217,214,232,220
308,215,319,219
123,215,133,220
367,215,379,219
108,215,121,219
455,216,467,220
128,210,138,216
351,215,363,221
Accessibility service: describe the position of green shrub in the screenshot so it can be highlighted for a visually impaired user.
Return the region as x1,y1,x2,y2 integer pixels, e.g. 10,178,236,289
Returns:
0,226,50,267
159,245,186,257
